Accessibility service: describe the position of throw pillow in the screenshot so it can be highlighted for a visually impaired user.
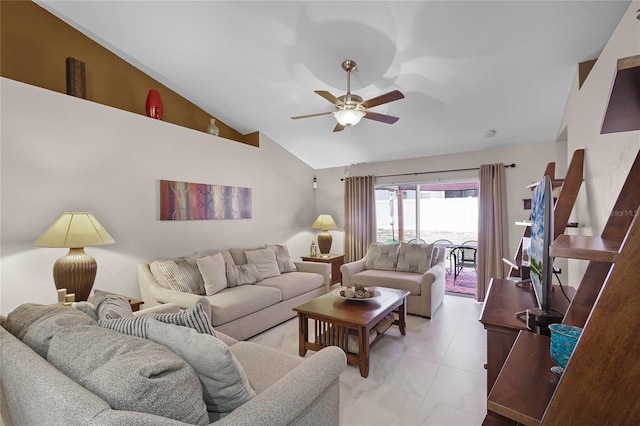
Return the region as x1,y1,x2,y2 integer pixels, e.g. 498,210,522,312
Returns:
93,289,134,320
365,243,399,271
221,250,236,266
149,253,205,295
48,325,209,425
196,253,228,295
226,263,263,287
99,303,216,338
146,318,256,414
245,246,281,279
71,301,99,321
396,243,435,274
228,247,263,265
269,244,297,273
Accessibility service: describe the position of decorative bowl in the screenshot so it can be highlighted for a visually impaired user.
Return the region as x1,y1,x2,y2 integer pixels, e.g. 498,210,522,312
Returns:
549,323,582,368
333,287,380,301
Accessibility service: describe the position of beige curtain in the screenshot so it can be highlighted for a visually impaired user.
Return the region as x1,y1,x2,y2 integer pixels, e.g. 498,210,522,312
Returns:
343,176,377,263
477,164,508,302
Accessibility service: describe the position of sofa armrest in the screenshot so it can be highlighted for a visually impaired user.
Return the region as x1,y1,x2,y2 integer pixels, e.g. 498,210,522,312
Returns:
340,259,367,286
133,303,181,316
150,286,212,317
421,260,446,287
138,261,212,318
216,346,346,426
294,261,331,292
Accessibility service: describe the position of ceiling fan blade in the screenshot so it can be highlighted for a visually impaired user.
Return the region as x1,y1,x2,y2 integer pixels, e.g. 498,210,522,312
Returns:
333,123,345,132
315,90,344,106
363,111,400,124
361,90,405,109
291,111,333,120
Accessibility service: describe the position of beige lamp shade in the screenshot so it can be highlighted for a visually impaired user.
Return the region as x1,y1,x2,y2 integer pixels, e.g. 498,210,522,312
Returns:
311,214,338,255
34,212,115,248
35,212,114,301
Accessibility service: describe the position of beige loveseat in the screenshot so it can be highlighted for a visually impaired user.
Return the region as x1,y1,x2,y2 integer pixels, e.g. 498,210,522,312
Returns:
138,245,330,340
0,302,345,425
340,242,446,318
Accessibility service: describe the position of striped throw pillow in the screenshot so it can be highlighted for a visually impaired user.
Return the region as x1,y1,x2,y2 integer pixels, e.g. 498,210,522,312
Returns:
150,254,205,295
93,290,134,320
99,303,215,338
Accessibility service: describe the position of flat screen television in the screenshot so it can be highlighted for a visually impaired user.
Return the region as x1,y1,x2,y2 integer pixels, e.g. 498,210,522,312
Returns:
528,175,554,312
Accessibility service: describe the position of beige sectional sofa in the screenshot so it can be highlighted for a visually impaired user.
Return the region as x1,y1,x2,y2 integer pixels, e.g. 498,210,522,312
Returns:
138,245,331,340
340,242,446,318
0,302,345,425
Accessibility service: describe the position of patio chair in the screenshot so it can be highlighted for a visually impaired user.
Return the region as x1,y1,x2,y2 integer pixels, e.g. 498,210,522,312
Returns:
451,240,477,283
432,239,454,274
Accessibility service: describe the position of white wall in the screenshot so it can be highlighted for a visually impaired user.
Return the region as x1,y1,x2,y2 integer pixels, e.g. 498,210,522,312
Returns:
0,78,317,314
315,140,560,263
560,1,640,286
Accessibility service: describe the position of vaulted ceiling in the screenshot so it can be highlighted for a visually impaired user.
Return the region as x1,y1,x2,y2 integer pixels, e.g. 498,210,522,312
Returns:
37,1,630,169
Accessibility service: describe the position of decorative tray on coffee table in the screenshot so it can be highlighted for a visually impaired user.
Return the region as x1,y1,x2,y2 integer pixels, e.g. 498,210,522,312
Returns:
333,286,381,301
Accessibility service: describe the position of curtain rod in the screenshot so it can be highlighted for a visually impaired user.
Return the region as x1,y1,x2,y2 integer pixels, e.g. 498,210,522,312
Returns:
340,163,516,181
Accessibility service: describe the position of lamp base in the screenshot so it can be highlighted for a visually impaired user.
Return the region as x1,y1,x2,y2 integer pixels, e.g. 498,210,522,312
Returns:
317,230,333,255
53,248,97,301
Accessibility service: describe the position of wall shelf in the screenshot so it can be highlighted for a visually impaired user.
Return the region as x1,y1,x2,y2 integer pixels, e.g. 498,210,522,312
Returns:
550,235,619,262
487,332,558,426
601,55,640,134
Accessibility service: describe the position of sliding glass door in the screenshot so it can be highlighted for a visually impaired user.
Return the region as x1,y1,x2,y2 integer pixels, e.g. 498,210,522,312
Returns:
375,181,479,245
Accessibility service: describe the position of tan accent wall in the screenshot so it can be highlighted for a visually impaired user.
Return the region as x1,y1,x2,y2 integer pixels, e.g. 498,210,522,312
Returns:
0,0,258,146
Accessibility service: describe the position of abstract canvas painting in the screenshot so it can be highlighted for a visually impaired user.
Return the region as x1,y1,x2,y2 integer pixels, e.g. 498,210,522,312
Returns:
160,180,252,220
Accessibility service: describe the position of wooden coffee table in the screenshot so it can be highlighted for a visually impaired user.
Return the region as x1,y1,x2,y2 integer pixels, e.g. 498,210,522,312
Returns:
293,286,410,378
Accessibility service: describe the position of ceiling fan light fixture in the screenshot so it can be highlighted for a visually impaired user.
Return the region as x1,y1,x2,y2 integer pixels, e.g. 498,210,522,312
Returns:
334,109,365,126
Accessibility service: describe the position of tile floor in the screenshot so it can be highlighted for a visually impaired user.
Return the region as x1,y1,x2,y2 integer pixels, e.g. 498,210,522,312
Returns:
248,294,487,425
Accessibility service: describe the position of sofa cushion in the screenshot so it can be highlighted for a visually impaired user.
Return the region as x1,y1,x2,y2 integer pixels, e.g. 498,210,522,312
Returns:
197,253,228,295
396,243,435,274
269,244,297,273
431,246,441,268
47,325,209,425
99,303,216,337
150,253,205,295
146,318,256,414
245,247,281,279
226,263,263,287
71,301,99,321
256,271,324,301
350,269,423,295
4,303,96,341
10,305,98,358
93,289,134,320
229,341,305,394
365,243,399,271
206,285,282,326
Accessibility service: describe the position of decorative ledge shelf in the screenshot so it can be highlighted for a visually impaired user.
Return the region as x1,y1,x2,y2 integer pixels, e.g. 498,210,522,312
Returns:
550,235,620,262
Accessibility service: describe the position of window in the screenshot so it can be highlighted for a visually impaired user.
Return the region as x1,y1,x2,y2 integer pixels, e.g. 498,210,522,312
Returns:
375,181,479,245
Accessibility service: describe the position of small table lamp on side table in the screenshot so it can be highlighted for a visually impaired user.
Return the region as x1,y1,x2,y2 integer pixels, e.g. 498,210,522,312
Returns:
311,214,338,255
34,212,115,301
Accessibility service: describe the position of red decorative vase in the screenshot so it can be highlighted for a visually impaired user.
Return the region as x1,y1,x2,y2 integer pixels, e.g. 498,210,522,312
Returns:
145,89,163,119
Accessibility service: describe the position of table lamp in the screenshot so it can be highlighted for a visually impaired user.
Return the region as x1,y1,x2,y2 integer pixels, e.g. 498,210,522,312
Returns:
34,212,115,301
311,214,338,255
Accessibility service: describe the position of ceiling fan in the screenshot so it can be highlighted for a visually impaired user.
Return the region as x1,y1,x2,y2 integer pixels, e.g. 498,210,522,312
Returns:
291,60,405,132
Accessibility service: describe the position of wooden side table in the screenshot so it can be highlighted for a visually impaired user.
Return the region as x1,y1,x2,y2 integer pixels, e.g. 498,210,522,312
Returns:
300,254,345,285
